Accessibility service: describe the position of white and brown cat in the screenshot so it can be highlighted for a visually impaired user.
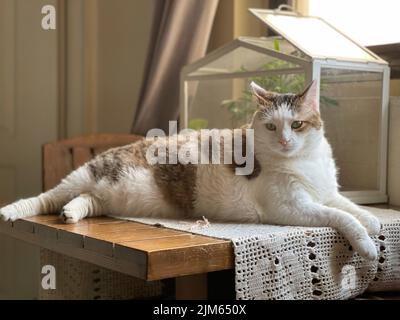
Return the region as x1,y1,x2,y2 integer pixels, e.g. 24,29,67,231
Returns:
0,81,380,260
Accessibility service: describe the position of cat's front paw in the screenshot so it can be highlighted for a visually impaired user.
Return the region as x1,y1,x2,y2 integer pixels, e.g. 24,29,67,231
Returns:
357,213,381,235
60,207,80,224
353,237,378,261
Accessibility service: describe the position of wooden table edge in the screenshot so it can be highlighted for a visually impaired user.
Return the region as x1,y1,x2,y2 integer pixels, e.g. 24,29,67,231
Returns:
0,216,234,281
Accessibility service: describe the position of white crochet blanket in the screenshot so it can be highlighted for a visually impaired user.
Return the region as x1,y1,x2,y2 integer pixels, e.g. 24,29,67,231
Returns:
114,206,400,300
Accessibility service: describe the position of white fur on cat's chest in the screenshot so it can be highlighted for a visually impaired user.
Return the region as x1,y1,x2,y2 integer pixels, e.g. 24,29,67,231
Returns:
251,153,338,222
295,155,337,200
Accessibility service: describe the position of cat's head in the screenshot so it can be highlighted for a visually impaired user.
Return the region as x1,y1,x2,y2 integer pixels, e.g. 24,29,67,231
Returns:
250,81,323,158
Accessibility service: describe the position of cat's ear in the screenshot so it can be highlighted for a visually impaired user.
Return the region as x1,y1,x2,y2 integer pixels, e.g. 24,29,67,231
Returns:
299,80,319,112
250,82,275,107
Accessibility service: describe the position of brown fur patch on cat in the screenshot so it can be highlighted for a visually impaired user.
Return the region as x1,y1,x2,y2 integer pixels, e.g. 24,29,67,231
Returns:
88,139,151,183
153,163,197,216
301,113,323,131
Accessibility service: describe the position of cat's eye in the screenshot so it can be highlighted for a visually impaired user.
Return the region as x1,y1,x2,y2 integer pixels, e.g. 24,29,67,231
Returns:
291,121,303,130
265,123,276,131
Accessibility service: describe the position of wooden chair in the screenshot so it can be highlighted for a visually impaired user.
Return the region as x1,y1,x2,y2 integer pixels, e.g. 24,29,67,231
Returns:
0,134,234,299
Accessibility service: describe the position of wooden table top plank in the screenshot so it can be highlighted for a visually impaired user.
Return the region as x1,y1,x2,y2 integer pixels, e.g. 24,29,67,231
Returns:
117,234,227,252
83,228,188,257
25,215,130,228
83,227,186,242
56,221,181,236
46,220,160,234
0,215,234,280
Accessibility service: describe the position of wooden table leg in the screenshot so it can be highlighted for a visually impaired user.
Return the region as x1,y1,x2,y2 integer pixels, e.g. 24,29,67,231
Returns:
175,273,208,300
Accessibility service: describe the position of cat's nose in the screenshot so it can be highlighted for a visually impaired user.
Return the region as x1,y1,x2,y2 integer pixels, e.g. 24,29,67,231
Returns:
278,138,290,146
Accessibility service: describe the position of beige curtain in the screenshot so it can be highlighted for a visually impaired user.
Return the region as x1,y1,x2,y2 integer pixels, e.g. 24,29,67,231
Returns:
131,0,219,135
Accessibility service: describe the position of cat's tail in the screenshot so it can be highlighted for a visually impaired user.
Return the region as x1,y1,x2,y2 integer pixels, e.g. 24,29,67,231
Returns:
0,166,93,222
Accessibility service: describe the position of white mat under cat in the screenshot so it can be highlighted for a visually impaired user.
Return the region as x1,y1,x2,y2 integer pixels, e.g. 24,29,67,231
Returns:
112,206,400,300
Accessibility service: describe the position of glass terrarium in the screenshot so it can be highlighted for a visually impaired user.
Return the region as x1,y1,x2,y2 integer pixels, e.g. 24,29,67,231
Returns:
180,7,390,204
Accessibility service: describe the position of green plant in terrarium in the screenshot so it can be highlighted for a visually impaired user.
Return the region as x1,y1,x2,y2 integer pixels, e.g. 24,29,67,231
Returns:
188,118,209,130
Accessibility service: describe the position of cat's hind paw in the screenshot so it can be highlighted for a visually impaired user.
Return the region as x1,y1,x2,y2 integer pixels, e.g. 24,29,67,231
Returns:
0,205,18,222
60,207,80,224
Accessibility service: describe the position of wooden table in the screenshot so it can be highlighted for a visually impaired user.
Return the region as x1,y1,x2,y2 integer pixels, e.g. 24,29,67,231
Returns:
0,215,234,299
